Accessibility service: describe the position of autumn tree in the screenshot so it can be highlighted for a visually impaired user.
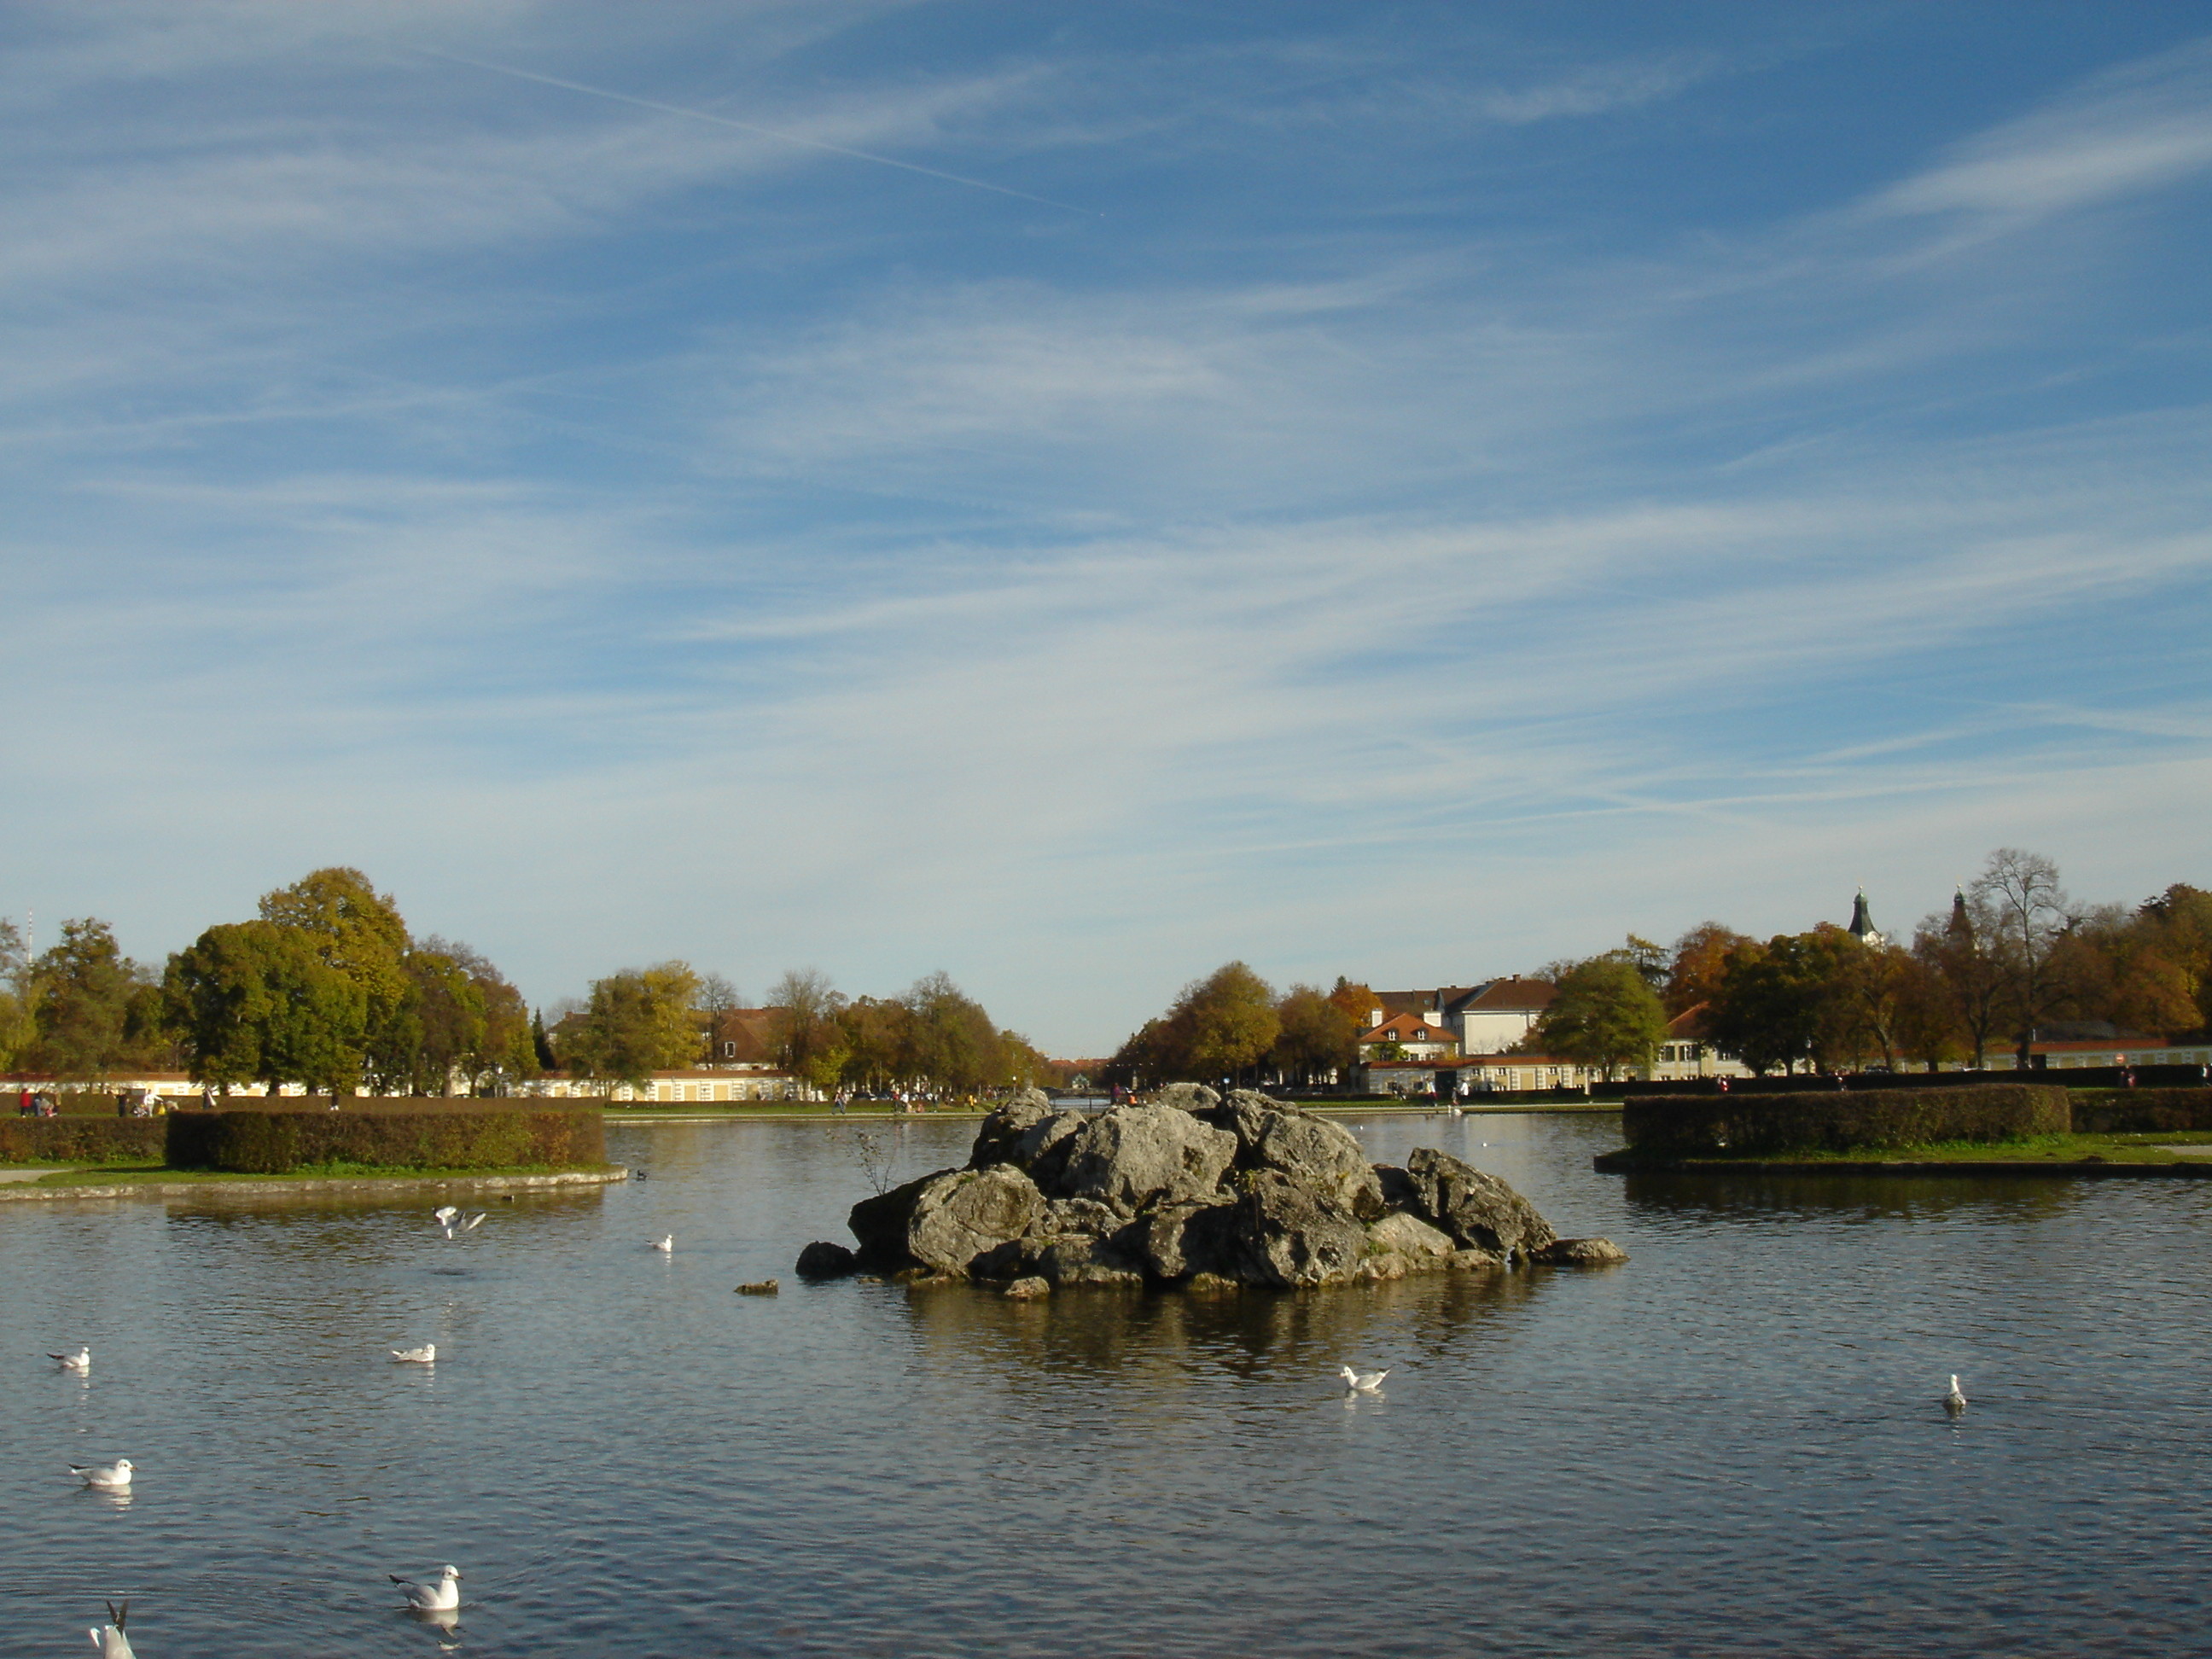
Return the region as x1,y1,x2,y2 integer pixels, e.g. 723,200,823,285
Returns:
1969,848,2080,1065
1533,957,1667,1080
1665,923,1754,1017
22,918,166,1079
767,968,847,1095
0,918,32,1070
1270,982,1359,1083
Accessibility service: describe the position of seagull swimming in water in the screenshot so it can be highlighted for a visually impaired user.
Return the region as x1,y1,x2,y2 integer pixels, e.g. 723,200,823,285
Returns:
1943,1374,1967,1413
390,1565,462,1612
391,1343,436,1364
70,1459,133,1490
651,1234,673,1253
88,1600,133,1659
49,1346,90,1372
1340,1365,1390,1394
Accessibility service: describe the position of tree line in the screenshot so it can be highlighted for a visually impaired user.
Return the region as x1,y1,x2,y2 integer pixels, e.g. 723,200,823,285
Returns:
1102,849,2212,1086
0,867,1048,1099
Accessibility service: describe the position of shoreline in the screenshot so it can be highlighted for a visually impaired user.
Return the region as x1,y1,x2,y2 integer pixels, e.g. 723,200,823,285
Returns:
0,1167,629,1203
1593,1151,2212,1178
605,1101,1623,1126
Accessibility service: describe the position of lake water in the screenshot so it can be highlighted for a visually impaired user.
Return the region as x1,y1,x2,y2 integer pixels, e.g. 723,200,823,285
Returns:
7,1110,2212,1658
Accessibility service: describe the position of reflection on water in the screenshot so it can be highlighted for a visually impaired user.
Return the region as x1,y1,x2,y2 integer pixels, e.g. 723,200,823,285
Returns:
5,1110,2212,1656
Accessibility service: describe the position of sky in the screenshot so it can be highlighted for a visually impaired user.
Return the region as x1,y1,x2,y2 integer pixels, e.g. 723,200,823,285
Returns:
3,2,2210,1055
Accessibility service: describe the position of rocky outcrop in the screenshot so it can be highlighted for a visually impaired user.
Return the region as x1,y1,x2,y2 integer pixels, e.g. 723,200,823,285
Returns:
812,1091,1599,1289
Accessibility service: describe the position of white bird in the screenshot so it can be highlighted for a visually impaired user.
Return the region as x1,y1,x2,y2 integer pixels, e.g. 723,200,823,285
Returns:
70,1459,133,1489
1340,1365,1389,1393
87,1599,133,1659
391,1344,437,1364
49,1346,90,1371
433,1206,461,1228
390,1565,462,1612
1943,1374,1968,1412
651,1234,673,1253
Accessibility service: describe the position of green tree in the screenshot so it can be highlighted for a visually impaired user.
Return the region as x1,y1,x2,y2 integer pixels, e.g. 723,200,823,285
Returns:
1173,961,1282,1083
0,917,36,1070
164,920,368,1096
259,868,412,1093
23,918,157,1079
1532,957,1667,1080
567,962,704,1090
903,970,1003,1096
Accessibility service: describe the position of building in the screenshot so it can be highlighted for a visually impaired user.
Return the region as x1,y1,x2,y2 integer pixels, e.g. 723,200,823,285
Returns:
1847,889,1886,947
1364,978,1559,1057
1355,1012,1460,1062
1644,1004,1755,1083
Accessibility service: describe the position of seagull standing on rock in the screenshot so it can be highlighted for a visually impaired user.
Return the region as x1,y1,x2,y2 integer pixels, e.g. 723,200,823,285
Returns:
70,1459,133,1490
391,1565,462,1612
49,1346,90,1371
1340,1365,1390,1394
88,1600,134,1659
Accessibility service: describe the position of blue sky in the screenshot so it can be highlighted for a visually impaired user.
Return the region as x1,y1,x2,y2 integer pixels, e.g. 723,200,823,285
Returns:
4,3,2209,1054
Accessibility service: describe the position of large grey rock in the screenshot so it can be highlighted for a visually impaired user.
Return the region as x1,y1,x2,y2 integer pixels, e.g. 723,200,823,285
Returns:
1014,1111,1089,1190
1022,1232,1145,1287
847,1164,1045,1275
1057,1104,1237,1216
1031,1196,1123,1237
1129,1202,1237,1281
1228,1171,1371,1288
1534,1237,1629,1267
1223,1103,1386,1220
1144,1082,1220,1113
1389,1148,1558,1260
1364,1211,1459,1264
969,1090,1057,1168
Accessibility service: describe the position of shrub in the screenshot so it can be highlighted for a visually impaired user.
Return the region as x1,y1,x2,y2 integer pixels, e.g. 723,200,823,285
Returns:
0,1116,167,1165
2066,1087,2212,1135
1621,1085,2070,1157
165,1100,603,1173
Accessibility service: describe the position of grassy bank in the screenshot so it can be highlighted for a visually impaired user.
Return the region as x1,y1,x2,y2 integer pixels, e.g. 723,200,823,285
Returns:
26,1160,626,1187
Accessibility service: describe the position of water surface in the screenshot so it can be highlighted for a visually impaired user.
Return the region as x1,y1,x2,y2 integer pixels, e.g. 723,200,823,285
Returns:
6,1111,2209,1657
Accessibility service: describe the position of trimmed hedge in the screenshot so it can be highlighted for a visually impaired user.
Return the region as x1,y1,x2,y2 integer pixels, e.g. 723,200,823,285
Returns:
1621,1084,2071,1157
165,1102,604,1173
2067,1087,2212,1135
0,1116,168,1166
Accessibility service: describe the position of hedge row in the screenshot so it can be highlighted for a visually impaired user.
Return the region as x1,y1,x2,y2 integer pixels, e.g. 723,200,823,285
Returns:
2066,1088,2212,1135
0,1116,169,1165
166,1106,604,1173
1621,1085,2072,1157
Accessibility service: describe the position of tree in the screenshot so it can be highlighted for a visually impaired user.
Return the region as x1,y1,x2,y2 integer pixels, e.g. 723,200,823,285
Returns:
695,973,743,1064
259,868,412,1092
767,968,846,1087
1665,923,1754,1017
1914,892,2005,1068
566,962,704,1090
22,918,160,1079
1532,957,1667,1080
164,920,369,1096
0,917,37,1071
1328,978,1379,1029
1172,962,1281,1083
1968,848,2079,1065
1706,936,1820,1075
903,970,1004,1096
1270,983,1359,1084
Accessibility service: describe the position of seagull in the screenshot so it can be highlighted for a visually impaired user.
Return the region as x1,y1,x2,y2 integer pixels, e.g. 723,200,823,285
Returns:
391,1344,437,1364
433,1206,461,1228
49,1346,90,1371
88,1599,133,1659
390,1565,462,1612
651,1234,674,1253
1943,1374,1967,1414
70,1459,133,1490
436,1210,487,1240
1340,1365,1390,1394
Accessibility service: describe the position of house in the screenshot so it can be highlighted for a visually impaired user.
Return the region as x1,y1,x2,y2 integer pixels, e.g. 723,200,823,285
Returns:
1358,1054,1597,1097
1643,1004,1755,1083
1356,1013,1459,1062
520,1067,806,1103
1362,978,1558,1057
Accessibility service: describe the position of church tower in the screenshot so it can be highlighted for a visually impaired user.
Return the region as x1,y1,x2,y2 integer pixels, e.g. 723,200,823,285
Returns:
1847,888,1886,946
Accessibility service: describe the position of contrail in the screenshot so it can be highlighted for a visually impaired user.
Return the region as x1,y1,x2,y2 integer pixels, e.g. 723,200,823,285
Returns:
410,47,1093,215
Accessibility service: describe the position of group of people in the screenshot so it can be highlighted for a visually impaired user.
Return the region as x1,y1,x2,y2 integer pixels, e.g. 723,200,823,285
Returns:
12,1088,166,1117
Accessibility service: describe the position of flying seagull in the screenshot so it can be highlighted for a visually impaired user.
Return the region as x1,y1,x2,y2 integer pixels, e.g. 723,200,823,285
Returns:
433,1206,460,1227
49,1346,90,1371
1943,1374,1967,1414
651,1234,673,1253
390,1565,462,1612
1340,1365,1390,1394
70,1459,133,1489
88,1599,133,1659
391,1344,437,1364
